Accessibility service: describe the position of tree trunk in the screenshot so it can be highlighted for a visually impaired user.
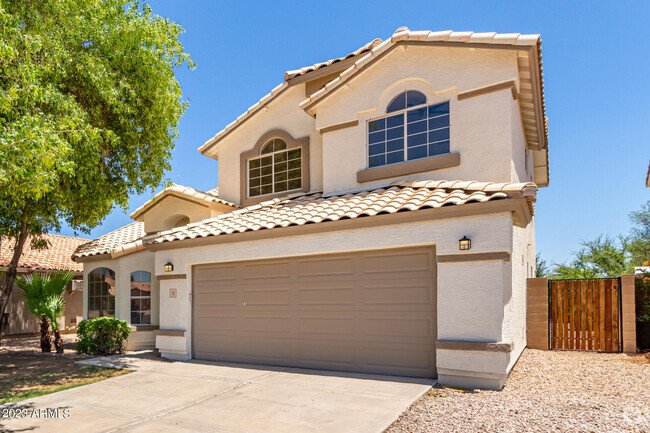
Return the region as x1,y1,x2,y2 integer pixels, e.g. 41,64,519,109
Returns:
40,317,52,353
52,329,64,354
0,218,29,343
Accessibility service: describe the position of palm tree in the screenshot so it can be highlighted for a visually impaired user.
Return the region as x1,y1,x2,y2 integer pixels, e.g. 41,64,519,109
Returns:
16,270,75,353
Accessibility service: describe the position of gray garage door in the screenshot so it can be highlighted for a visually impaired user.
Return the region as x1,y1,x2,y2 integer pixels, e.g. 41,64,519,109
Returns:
192,246,437,378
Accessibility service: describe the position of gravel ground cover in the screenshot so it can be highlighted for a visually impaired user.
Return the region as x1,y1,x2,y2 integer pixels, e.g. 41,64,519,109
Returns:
387,349,650,433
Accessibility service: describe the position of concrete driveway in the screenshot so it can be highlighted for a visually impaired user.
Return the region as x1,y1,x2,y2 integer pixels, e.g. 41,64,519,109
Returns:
0,358,432,433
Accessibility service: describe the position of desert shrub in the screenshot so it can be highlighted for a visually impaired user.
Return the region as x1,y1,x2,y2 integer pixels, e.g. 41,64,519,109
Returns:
635,272,650,322
76,317,131,355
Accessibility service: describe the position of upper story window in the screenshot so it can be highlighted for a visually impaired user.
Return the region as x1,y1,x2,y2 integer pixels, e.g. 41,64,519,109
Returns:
248,138,301,197
368,91,450,168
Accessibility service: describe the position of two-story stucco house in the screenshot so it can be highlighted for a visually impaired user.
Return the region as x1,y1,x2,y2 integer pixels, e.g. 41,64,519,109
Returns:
73,27,549,390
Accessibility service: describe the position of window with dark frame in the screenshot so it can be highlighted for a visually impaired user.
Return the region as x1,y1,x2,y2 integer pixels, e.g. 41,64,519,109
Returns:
368,91,450,168
87,267,116,319
248,138,301,198
130,270,151,325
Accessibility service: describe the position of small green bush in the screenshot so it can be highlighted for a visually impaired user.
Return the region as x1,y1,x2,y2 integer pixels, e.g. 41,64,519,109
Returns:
635,272,650,322
76,317,131,355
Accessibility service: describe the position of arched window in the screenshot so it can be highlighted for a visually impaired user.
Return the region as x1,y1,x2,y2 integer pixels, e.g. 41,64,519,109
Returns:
367,91,450,168
130,271,151,325
248,138,301,197
88,267,115,319
261,138,286,154
386,90,427,113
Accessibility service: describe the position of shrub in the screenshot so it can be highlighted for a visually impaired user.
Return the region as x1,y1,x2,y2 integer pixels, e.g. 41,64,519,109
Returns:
636,272,650,322
76,317,131,355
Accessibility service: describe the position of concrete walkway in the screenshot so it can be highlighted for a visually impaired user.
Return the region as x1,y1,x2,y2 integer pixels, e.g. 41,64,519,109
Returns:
0,358,432,433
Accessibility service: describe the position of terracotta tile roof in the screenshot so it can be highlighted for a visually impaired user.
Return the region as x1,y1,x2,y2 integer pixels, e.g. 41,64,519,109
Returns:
146,180,537,246
130,184,238,220
1,233,89,272
284,39,383,80
73,221,145,260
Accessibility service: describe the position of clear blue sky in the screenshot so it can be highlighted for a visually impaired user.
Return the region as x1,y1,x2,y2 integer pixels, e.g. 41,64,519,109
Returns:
57,0,650,266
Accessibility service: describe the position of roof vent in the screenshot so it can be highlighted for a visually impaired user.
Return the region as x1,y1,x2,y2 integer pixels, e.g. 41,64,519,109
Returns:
394,26,409,34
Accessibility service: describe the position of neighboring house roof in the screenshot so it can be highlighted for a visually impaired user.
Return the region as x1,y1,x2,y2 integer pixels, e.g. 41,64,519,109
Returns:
0,233,88,273
73,221,145,261
130,184,238,220
284,38,383,80
145,180,537,248
300,27,548,152
646,161,650,187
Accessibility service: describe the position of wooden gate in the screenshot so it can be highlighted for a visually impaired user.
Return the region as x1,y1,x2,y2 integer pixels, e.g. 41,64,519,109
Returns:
549,278,622,352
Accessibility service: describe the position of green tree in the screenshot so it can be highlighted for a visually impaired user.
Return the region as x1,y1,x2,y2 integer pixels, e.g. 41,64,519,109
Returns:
536,253,549,277
627,200,650,268
0,0,193,339
551,235,628,278
15,271,75,353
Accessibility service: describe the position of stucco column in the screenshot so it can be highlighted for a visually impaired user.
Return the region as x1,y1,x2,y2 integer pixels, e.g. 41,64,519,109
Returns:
620,275,637,354
526,277,548,350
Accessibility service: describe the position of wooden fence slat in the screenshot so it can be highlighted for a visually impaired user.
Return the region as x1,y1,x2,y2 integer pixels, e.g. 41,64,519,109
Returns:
592,280,600,350
605,280,612,352
585,280,594,350
581,279,587,350
612,279,619,351
551,281,558,349
599,279,606,350
562,281,570,349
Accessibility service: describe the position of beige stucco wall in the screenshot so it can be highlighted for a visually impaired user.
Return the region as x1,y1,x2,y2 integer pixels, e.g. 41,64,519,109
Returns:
83,250,159,328
139,196,211,234
153,213,519,372
214,85,323,205
314,45,523,195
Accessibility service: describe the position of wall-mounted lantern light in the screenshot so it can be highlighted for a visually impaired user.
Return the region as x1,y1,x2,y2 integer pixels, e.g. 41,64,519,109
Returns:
459,236,471,251
164,262,174,272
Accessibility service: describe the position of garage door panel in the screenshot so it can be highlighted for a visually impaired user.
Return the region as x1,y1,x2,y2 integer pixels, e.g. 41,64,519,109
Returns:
193,246,437,378
361,251,433,274
297,316,355,336
241,262,291,280
296,257,354,278
242,288,291,306
193,313,238,332
240,338,293,361
295,343,357,366
361,316,434,338
194,265,238,283
242,315,291,334
361,280,434,305
194,289,237,306
361,345,434,374
297,285,355,305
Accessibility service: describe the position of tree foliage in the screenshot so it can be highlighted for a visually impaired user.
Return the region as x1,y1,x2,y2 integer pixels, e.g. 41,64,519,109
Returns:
626,201,650,267
15,270,75,352
538,201,650,278
0,0,193,338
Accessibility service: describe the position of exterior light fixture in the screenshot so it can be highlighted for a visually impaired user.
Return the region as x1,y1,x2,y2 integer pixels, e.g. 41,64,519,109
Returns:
164,262,174,272
459,236,471,251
